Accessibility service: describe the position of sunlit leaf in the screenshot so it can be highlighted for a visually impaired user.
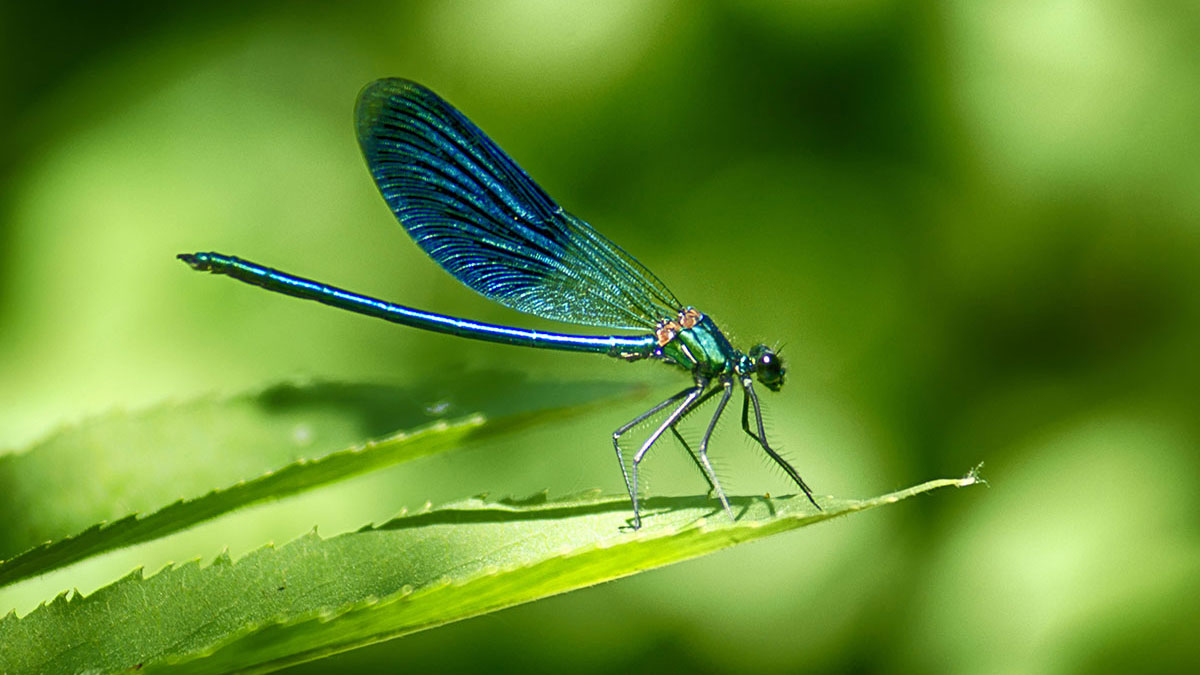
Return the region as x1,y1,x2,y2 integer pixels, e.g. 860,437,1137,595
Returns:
0,470,982,674
0,376,637,586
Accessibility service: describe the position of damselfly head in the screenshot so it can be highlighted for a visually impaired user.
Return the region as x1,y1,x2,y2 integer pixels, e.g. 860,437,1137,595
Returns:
749,344,785,391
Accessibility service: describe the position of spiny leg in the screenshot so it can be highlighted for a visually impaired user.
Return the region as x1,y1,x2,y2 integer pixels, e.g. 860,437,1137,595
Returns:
693,379,735,520
741,379,821,510
613,385,702,528
667,384,728,495
741,393,763,445
627,381,708,529
669,426,716,494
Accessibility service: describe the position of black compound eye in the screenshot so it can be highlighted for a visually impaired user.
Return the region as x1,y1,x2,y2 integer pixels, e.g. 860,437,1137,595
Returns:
751,345,785,391
759,352,781,377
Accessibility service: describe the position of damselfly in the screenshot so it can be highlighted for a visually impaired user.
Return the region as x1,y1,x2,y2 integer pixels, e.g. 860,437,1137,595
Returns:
179,79,820,528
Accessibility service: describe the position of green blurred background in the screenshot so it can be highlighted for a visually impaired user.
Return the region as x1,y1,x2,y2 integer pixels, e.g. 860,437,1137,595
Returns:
2,1,1197,672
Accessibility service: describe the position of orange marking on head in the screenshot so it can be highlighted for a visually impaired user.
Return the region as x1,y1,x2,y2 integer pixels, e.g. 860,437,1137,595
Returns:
679,308,702,329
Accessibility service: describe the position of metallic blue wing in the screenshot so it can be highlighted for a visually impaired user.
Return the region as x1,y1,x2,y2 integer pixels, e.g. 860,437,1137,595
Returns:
355,78,681,331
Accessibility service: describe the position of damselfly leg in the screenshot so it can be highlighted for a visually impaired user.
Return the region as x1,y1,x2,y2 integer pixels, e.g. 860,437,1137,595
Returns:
741,379,820,510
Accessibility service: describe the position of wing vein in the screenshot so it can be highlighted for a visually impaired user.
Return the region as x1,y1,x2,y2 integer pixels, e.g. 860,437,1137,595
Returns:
355,78,682,330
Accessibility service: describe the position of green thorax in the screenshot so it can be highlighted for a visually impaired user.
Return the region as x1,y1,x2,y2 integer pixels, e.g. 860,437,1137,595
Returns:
655,308,741,378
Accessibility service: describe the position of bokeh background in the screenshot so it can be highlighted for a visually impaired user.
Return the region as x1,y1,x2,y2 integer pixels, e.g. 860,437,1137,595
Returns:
2,1,1197,673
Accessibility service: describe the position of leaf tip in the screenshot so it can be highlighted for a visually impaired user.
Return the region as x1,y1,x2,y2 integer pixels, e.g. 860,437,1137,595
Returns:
961,462,988,488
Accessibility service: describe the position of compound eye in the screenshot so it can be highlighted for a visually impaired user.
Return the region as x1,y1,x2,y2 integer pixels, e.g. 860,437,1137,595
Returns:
751,345,785,391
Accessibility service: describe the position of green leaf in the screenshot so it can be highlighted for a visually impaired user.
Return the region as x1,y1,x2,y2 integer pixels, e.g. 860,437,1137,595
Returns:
0,470,982,675
0,375,636,587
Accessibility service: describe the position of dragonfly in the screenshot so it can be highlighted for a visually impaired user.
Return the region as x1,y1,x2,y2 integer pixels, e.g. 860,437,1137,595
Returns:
179,78,820,528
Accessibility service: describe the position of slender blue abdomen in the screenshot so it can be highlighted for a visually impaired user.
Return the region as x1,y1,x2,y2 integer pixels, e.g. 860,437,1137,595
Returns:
178,252,658,359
